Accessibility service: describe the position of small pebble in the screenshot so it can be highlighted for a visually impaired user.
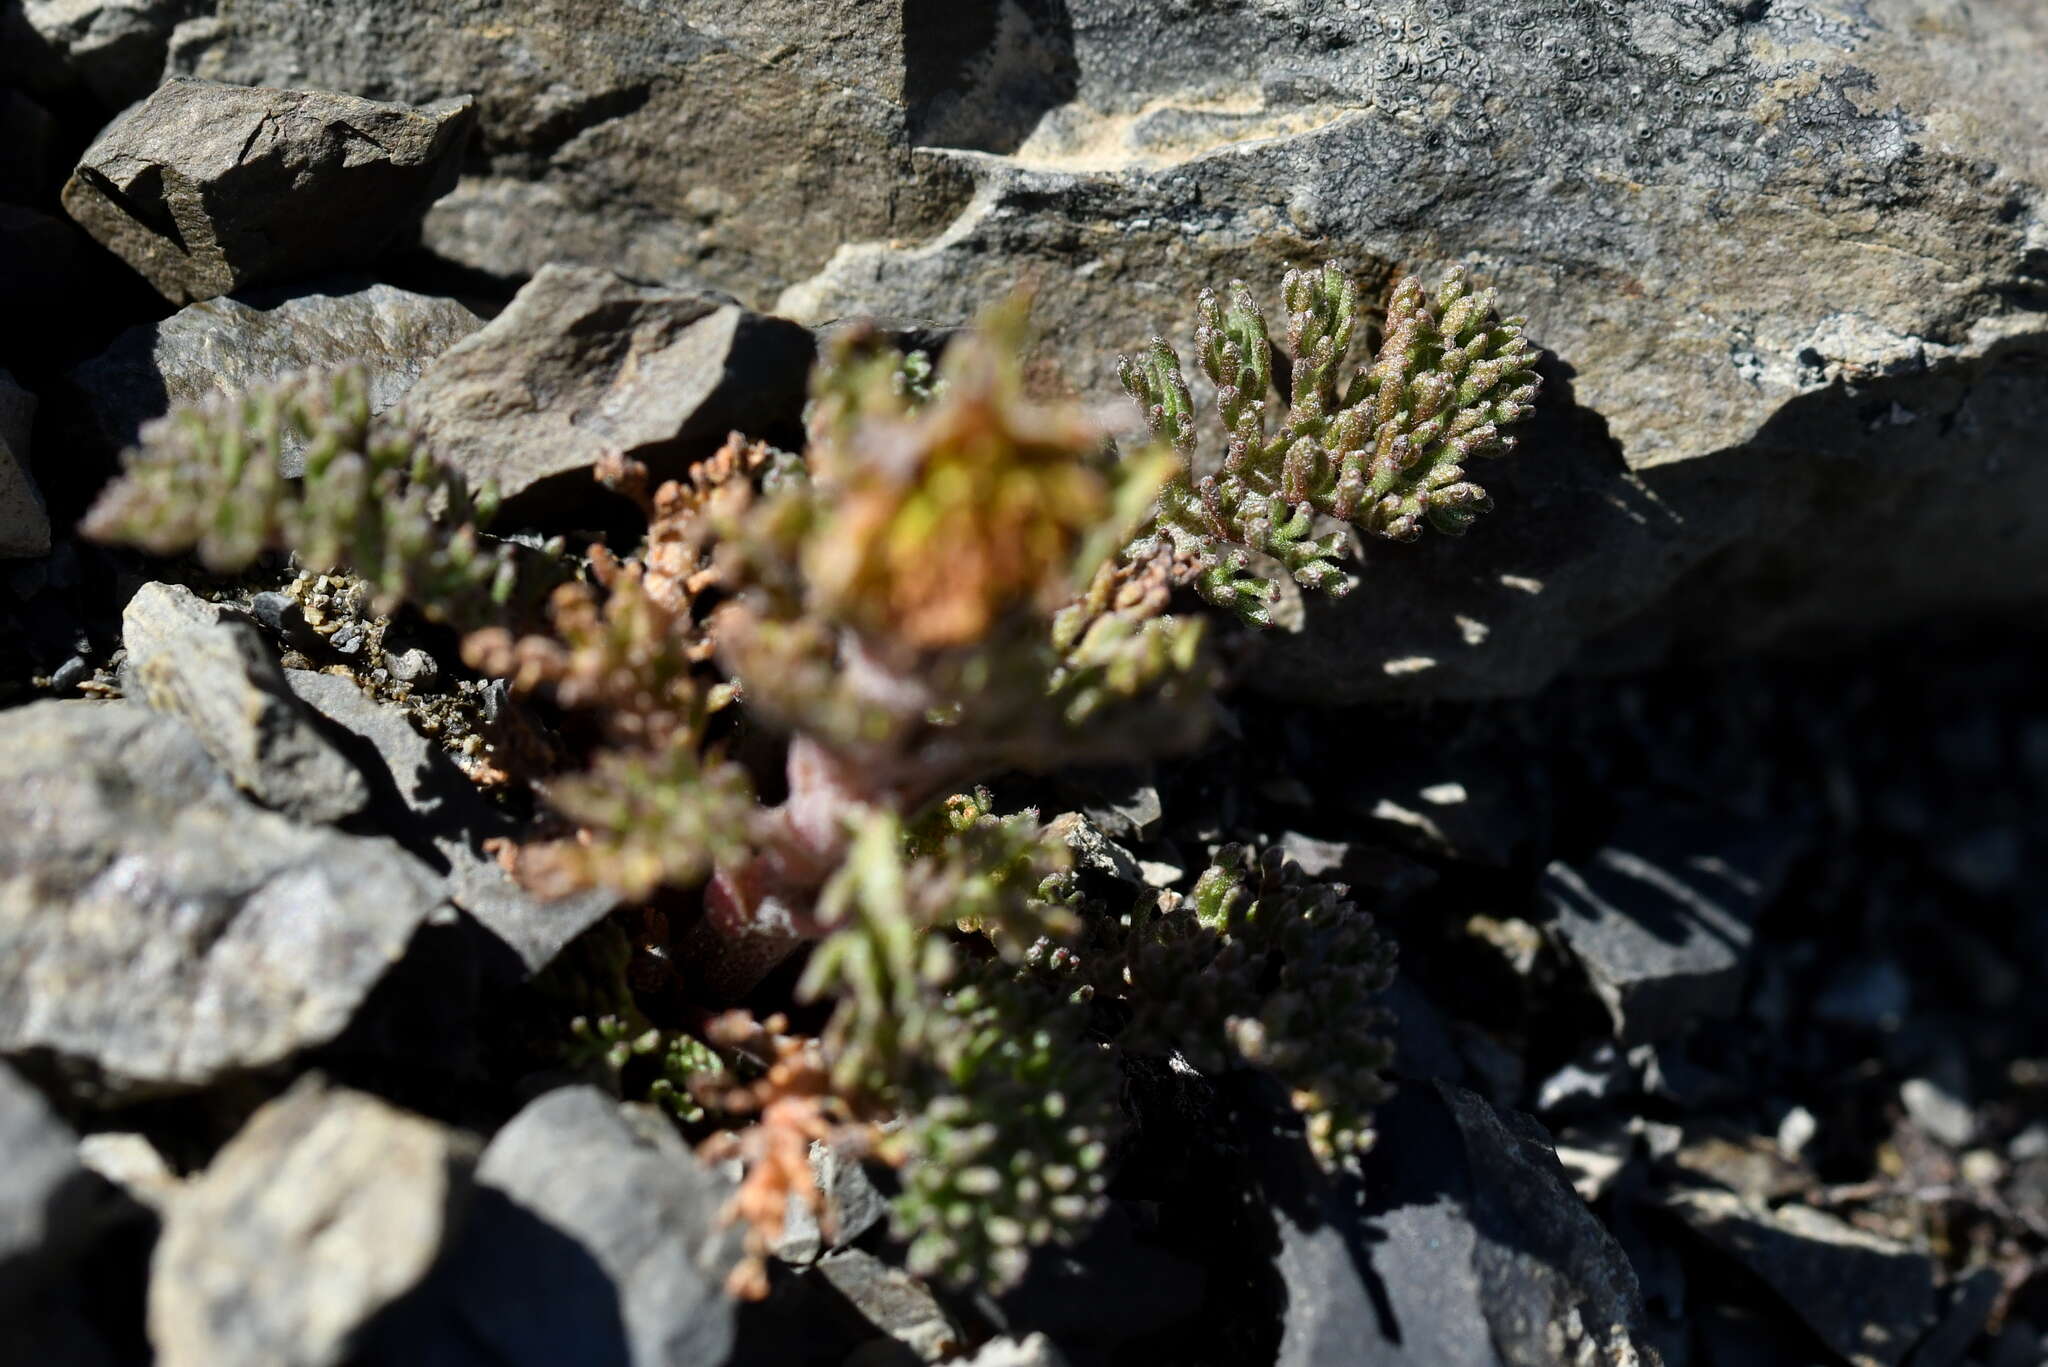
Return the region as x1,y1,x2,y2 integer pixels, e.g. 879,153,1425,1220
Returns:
1775,1105,1817,1160
48,654,90,691
388,647,438,683
1900,1076,1977,1149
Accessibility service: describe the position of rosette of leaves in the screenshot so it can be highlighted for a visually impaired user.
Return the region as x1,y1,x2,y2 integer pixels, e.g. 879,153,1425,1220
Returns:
715,306,1208,802
83,366,566,627
1118,262,1540,624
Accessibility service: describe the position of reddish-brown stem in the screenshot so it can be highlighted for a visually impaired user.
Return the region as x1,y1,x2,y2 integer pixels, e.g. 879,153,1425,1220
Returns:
682,735,876,1000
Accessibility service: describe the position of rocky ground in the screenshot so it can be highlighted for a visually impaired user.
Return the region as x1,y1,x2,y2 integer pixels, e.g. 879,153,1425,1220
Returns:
2,3,2045,1366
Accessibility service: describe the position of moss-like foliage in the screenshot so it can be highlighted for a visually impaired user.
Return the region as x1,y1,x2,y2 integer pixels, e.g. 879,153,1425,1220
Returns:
83,366,568,627
1119,263,1540,624
1119,845,1398,1168
889,970,1115,1290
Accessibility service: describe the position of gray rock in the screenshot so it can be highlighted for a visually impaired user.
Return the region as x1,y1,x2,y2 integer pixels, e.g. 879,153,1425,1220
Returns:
0,699,441,1092
773,1135,888,1267
1077,774,1163,842
1541,812,1801,1046
1046,810,1145,886
814,1249,963,1363
62,77,475,304
123,582,370,823
1900,1065,1978,1150
148,1075,478,1367
1665,1187,1939,1367
286,670,617,974
165,1,975,302
377,1085,739,1367
1260,1077,1655,1366
404,263,814,510
162,5,2048,703
23,0,191,107
1435,1083,1653,1366
0,369,49,559
68,282,483,469
767,2,2048,703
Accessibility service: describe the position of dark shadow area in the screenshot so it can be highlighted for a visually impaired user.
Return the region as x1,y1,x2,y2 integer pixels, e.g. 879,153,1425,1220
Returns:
357,1186,634,1367
724,1262,879,1366
0,1159,158,1366
1588,326,2048,677
904,0,1077,154
310,911,530,1135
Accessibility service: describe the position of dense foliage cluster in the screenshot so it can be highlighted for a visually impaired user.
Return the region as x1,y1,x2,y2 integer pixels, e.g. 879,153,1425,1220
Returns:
82,366,568,624
85,263,1538,1295
1119,263,1540,623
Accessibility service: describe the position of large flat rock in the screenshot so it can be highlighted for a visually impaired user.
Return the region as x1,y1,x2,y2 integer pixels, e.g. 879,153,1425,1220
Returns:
167,0,2048,700
165,0,977,300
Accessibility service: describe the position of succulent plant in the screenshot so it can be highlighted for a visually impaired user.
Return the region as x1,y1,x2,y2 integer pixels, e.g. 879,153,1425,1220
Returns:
80,266,1537,1297
83,366,568,627
1118,263,1541,624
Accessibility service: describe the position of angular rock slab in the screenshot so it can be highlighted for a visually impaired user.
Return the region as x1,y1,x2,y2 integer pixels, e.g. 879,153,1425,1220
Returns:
772,1135,889,1267
0,369,49,559
62,77,475,304
0,699,441,1092
165,0,979,301
1665,1187,1939,1367
149,1075,478,1367
124,582,370,824
1254,1077,1655,1367
773,1,2048,702
371,1086,741,1367
68,281,483,469
405,263,815,510
814,1249,964,1362
1541,812,1802,1046
286,670,616,974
